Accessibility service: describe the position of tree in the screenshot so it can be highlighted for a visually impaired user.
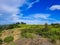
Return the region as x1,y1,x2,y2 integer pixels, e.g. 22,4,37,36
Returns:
51,23,60,28
21,22,26,24
44,23,49,31
4,36,14,43
16,22,20,24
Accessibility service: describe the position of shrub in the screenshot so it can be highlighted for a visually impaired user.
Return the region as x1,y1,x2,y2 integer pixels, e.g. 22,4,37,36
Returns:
0,33,2,37
44,23,49,31
21,32,34,39
0,30,2,33
4,36,14,43
0,39,3,45
51,23,60,28
10,42,16,45
50,39,56,43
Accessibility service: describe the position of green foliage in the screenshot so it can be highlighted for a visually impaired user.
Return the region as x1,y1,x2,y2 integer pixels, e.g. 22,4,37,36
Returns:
4,36,14,43
0,22,26,30
21,24,60,41
44,23,49,31
9,42,16,45
0,22,60,43
16,22,20,24
0,39,3,45
0,33,2,37
21,22,26,24
21,28,42,38
0,24,20,30
51,23,60,28
0,30,2,33
21,32,34,38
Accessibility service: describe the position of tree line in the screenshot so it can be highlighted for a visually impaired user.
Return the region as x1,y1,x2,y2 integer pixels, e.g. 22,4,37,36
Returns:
0,22,60,30
0,22,26,32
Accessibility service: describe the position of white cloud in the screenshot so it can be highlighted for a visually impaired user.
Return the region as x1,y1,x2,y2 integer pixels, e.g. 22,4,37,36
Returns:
16,19,47,24
50,5,60,10
0,0,59,24
19,13,60,24
0,0,26,23
33,14,50,19
18,13,50,24
0,0,40,24
21,13,50,20
26,0,40,9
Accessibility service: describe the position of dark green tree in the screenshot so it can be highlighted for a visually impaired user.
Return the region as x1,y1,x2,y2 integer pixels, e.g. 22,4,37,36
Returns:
21,22,26,24
16,22,20,24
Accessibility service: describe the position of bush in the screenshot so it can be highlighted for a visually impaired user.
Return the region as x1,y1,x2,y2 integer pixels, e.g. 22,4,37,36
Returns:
0,39,3,45
51,23,60,28
0,33,2,37
21,32,34,38
10,42,16,45
0,30,2,33
4,36,14,43
44,23,49,31
50,39,56,43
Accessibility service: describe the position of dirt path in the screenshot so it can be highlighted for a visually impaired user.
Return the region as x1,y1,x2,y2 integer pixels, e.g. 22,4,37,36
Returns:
15,37,54,45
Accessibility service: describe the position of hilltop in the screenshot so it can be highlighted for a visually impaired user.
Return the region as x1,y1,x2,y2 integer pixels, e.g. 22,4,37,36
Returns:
0,22,60,45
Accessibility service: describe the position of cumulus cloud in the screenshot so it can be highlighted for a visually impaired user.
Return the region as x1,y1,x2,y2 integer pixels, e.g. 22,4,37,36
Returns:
33,14,50,19
0,0,26,24
0,0,59,24
16,19,48,24
0,0,40,24
19,13,49,24
20,13,60,24
49,5,60,10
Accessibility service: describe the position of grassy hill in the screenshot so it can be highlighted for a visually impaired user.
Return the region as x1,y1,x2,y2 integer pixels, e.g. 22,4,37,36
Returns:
0,23,60,45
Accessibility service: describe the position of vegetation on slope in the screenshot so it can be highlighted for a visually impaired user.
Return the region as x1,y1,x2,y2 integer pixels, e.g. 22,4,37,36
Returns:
0,22,60,45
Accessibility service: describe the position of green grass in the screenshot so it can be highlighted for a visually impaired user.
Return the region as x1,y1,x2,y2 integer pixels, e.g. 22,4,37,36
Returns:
0,24,60,44
20,24,60,40
9,42,16,45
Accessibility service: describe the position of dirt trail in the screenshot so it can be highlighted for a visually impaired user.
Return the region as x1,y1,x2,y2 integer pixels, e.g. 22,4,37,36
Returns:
15,37,54,45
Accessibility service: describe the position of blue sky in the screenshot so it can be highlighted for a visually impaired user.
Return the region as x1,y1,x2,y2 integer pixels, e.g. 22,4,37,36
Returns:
0,0,60,24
